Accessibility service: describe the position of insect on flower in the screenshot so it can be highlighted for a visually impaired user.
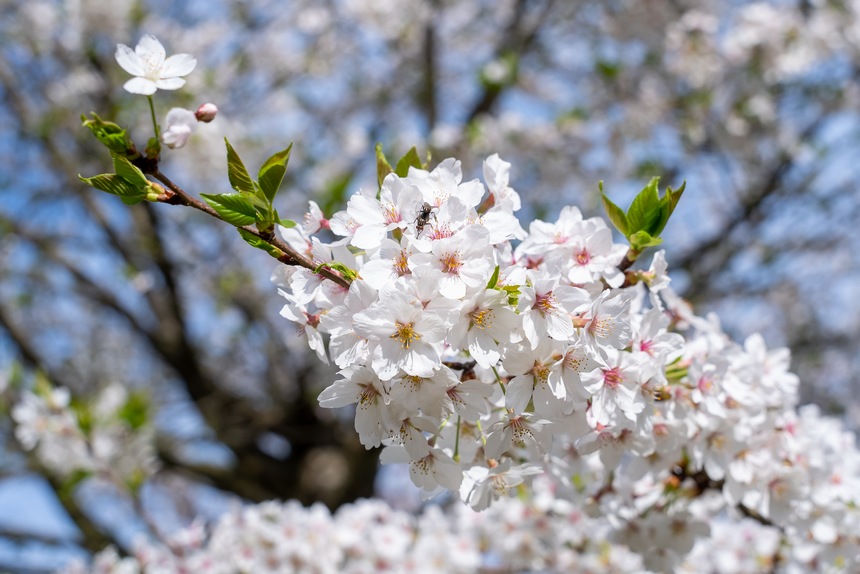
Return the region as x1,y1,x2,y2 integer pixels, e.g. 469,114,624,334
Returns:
415,202,436,235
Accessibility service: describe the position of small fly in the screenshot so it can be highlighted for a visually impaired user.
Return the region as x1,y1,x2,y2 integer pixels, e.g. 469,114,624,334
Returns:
415,202,436,235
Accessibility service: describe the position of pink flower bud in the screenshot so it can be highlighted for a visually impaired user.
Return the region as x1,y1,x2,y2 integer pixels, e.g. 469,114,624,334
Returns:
195,103,218,123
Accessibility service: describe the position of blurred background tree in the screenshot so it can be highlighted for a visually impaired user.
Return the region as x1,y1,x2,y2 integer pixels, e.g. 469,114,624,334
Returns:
2,0,860,570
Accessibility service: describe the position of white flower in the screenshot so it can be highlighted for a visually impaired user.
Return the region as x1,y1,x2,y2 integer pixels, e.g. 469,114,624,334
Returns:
161,107,197,149
115,34,196,95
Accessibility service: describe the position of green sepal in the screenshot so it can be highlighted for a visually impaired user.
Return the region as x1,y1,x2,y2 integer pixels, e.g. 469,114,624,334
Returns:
394,147,423,178
78,174,146,205
376,143,393,189
118,391,149,430
81,113,133,155
237,228,285,258
486,265,500,289
315,261,358,281
258,144,293,203
201,193,257,227
628,230,663,252
501,285,520,308
626,177,662,237
144,136,160,159
600,182,629,237
112,154,148,188
224,138,255,195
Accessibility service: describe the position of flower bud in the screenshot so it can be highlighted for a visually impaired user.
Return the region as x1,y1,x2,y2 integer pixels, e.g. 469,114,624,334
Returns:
195,103,218,123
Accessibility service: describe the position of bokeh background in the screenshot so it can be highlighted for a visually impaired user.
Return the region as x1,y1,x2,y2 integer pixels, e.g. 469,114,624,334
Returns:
2,0,860,570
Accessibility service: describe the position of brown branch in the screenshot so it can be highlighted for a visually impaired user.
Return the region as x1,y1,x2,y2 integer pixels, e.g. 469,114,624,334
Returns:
148,169,350,289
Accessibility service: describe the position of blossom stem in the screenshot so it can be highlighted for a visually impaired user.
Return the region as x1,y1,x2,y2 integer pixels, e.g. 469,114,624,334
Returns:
147,95,160,144
453,415,461,461
491,366,506,394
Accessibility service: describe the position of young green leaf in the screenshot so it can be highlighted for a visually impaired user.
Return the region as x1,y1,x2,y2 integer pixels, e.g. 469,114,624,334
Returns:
201,193,257,227
81,113,133,155
79,174,146,205
112,154,148,188
316,261,358,281
237,228,286,258
118,392,150,430
376,143,393,189
628,230,663,252
600,183,629,237
487,265,500,289
626,177,662,236
224,138,255,195
394,147,423,178
258,144,293,203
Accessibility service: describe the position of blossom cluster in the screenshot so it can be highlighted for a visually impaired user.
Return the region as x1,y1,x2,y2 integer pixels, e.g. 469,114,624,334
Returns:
12,383,158,489
269,155,860,571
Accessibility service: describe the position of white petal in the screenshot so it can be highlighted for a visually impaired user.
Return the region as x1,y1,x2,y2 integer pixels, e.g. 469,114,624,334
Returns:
115,44,144,76
161,53,197,77
123,77,157,95
154,77,186,91
135,34,165,64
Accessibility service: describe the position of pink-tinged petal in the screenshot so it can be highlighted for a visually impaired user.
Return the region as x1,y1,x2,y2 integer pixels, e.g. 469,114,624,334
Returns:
123,77,157,95
161,53,197,77
154,77,186,91
135,34,165,64
115,44,144,76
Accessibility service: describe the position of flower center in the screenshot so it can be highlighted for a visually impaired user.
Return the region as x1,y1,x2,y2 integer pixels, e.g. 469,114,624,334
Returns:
469,307,494,329
533,292,558,315
394,249,410,276
603,367,623,389
440,251,463,274
575,248,591,266
391,321,421,349
382,201,400,224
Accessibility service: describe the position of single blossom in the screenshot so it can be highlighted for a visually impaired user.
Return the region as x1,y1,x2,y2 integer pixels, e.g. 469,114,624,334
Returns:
115,34,196,95
161,107,198,149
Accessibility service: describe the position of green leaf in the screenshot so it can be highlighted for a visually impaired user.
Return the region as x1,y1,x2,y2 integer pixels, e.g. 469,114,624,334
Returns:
81,113,133,155
59,469,92,500
237,228,285,258
376,143,393,189
667,181,685,216
278,218,297,228
486,265,500,289
629,230,663,252
501,285,520,308
320,171,354,215
118,392,149,430
626,177,662,236
224,138,255,195
112,154,148,188
258,144,293,203
600,184,629,236
79,174,146,205
201,193,257,226
394,147,422,178
315,261,358,281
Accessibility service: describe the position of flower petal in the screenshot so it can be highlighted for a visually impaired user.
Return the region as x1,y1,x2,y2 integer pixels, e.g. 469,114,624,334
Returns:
115,44,144,76
161,53,197,77
123,77,157,95
135,34,165,65
154,77,186,91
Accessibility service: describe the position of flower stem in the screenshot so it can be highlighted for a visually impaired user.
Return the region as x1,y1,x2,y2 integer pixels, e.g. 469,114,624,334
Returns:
453,415,461,461
147,95,160,143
